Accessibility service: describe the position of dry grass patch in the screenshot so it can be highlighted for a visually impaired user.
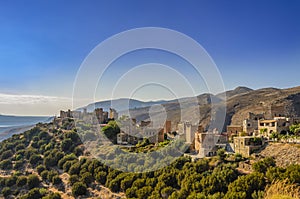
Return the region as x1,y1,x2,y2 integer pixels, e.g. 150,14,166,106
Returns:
264,179,300,199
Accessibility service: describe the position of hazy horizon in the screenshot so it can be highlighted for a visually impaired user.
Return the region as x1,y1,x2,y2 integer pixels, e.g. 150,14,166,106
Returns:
1,84,300,116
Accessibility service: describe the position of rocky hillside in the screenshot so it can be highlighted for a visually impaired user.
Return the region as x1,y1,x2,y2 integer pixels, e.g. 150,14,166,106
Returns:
227,86,300,125
125,86,300,131
216,86,253,99
259,143,300,168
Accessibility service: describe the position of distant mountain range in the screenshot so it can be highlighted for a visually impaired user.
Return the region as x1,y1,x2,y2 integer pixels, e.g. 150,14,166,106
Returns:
80,86,254,112
78,98,170,112
80,86,300,132
78,86,251,115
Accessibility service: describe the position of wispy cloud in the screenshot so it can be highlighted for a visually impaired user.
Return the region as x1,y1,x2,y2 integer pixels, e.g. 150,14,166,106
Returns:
0,93,72,116
0,93,71,105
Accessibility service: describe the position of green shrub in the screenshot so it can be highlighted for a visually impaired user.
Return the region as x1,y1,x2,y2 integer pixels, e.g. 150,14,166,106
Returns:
16,176,27,187
64,131,80,143
5,176,16,186
72,182,87,196
42,192,61,199
2,187,11,197
29,154,42,165
43,156,56,168
74,146,84,156
69,174,79,185
95,171,107,185
21,188,41,199
24,148,38,159
15,154,23,161
27,174,40,189
0,159,12,170
14,160,24,170
36,165,46,174
61,138,73,152
52,175,62,185
253,157,276,173
47,170,59,182
1,150,13,160
41,170,49,180
69,162,81,175
57,153,77,169
62,161,73,172
161,186,175,198
81,172,94,185
136,186,153,198
16,144,26,151
39,188,47,196
13,171,23,177
38,131,50,140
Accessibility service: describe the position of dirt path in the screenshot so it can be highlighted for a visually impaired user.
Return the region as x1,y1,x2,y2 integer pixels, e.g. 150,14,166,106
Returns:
89,184,126,199
48,187,74,199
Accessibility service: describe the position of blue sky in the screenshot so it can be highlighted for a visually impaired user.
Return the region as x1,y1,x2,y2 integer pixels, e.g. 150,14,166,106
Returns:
0,0,299,115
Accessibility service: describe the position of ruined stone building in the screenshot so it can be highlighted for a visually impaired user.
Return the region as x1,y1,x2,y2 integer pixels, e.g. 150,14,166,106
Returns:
233,136,264,157
194,126,228,157
243,112,264,135
109,108,118,120
59,109,72,118
116,120,170,145
164,120,172,134
177,121,197,144
95,108,108,124
117,132,138,145
258,117,291,137
59,107,111,125
227,125,243,136
226,112,265,139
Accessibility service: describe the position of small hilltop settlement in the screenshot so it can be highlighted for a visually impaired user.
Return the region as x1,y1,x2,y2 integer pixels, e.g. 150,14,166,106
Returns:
58,104,300,160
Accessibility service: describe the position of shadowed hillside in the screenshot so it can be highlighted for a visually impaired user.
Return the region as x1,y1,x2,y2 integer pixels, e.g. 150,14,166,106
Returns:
116,86,300,131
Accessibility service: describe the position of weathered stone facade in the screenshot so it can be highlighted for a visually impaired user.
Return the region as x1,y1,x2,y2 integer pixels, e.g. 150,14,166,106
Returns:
233,136,264,157
177,121,197,144
258,117,290,136
195,127,227,158
109,108,118,120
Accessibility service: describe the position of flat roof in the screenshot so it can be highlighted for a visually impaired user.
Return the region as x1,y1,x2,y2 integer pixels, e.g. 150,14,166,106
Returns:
259,120,276,123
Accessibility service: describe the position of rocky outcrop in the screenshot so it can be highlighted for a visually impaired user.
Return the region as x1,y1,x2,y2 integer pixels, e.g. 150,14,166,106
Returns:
259,143,300,168
110,86,300,132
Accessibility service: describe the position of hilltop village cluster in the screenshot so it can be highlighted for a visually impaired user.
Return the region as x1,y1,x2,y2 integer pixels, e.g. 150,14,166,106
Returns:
59,107,118,125
59,105,300,158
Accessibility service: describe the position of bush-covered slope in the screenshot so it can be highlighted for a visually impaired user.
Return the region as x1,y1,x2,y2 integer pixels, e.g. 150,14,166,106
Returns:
0,120,299,198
